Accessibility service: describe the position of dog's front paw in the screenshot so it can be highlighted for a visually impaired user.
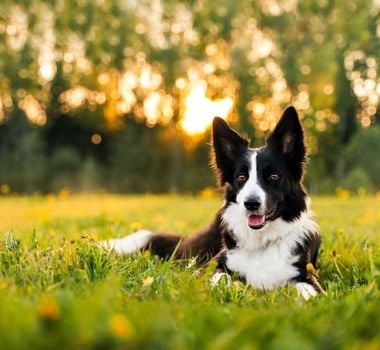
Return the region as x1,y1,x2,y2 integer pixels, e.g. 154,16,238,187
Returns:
295,282,317,300
210,272,232,287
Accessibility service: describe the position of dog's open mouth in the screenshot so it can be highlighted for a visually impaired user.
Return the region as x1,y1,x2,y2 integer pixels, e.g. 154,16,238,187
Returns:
247,214,266,229
247,206,278,230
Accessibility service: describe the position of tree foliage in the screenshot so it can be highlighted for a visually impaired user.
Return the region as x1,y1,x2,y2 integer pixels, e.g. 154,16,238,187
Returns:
0,0,379,193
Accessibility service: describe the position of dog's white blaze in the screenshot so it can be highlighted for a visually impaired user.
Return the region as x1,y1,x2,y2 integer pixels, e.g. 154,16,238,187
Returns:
236,152,266,212
101,230,152,255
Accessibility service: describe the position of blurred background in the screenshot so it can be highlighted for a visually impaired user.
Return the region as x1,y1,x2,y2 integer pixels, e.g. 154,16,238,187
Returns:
0,0,379,195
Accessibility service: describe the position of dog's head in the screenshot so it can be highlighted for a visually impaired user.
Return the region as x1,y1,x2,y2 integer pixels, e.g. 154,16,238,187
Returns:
212,106,307,230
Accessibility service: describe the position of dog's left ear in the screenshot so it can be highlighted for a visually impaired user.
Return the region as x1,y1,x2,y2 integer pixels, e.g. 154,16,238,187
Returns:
267,106,306,176
212,117,249,185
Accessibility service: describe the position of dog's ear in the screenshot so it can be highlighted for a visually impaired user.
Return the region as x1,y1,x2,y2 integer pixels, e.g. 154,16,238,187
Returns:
211,117,249,185
267,106,306,178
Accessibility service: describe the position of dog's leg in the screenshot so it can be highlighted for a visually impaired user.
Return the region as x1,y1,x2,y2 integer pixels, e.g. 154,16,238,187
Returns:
210,250,233,287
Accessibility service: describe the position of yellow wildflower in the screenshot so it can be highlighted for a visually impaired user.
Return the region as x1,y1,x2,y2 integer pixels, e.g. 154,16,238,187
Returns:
130,222,142,231
0,279,7,290
306,263,317,274
0,184,10,195
155,216,166,225
142,276,154,287
46,193,56,201
58,187,70,198
38,295,60,321
337,227,345,235
199,187,217,199
109,313,134,340
335,187,350,200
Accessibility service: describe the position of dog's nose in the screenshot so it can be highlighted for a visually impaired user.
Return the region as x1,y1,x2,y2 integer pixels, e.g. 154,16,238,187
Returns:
244,197,262,211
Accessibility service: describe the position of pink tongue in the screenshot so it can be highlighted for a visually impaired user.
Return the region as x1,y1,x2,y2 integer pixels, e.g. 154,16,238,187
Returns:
248,214,265,228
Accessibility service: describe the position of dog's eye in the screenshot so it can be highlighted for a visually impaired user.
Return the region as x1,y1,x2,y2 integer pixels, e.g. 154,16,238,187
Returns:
268,174,280,181
237,174,248,182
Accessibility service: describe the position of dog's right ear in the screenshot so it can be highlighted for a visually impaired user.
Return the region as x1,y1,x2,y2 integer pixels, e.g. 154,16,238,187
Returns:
211,117,249,185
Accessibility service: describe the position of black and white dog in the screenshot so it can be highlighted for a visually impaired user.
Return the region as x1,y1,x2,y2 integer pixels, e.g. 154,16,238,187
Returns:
103,106,321,299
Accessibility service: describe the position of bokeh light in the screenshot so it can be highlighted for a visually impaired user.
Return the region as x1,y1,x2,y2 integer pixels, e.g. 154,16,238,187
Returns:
180,80,233,135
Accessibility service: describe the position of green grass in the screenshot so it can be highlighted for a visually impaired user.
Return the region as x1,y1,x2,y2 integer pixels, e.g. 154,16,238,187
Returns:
0,194,379,349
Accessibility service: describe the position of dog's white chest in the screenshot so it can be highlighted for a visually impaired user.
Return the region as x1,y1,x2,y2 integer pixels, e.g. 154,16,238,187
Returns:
226,242,299,289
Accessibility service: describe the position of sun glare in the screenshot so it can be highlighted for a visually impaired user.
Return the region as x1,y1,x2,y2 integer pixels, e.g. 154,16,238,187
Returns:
181,81,233,135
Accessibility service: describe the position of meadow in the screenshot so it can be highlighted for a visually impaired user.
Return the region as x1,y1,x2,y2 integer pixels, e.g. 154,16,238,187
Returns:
0,193,379,349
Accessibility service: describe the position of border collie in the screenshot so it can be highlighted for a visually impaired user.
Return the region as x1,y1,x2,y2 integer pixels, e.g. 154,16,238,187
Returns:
103,106,321,300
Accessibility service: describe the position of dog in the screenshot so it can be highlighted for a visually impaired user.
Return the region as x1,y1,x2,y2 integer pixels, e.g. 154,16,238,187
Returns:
102,106,321,300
